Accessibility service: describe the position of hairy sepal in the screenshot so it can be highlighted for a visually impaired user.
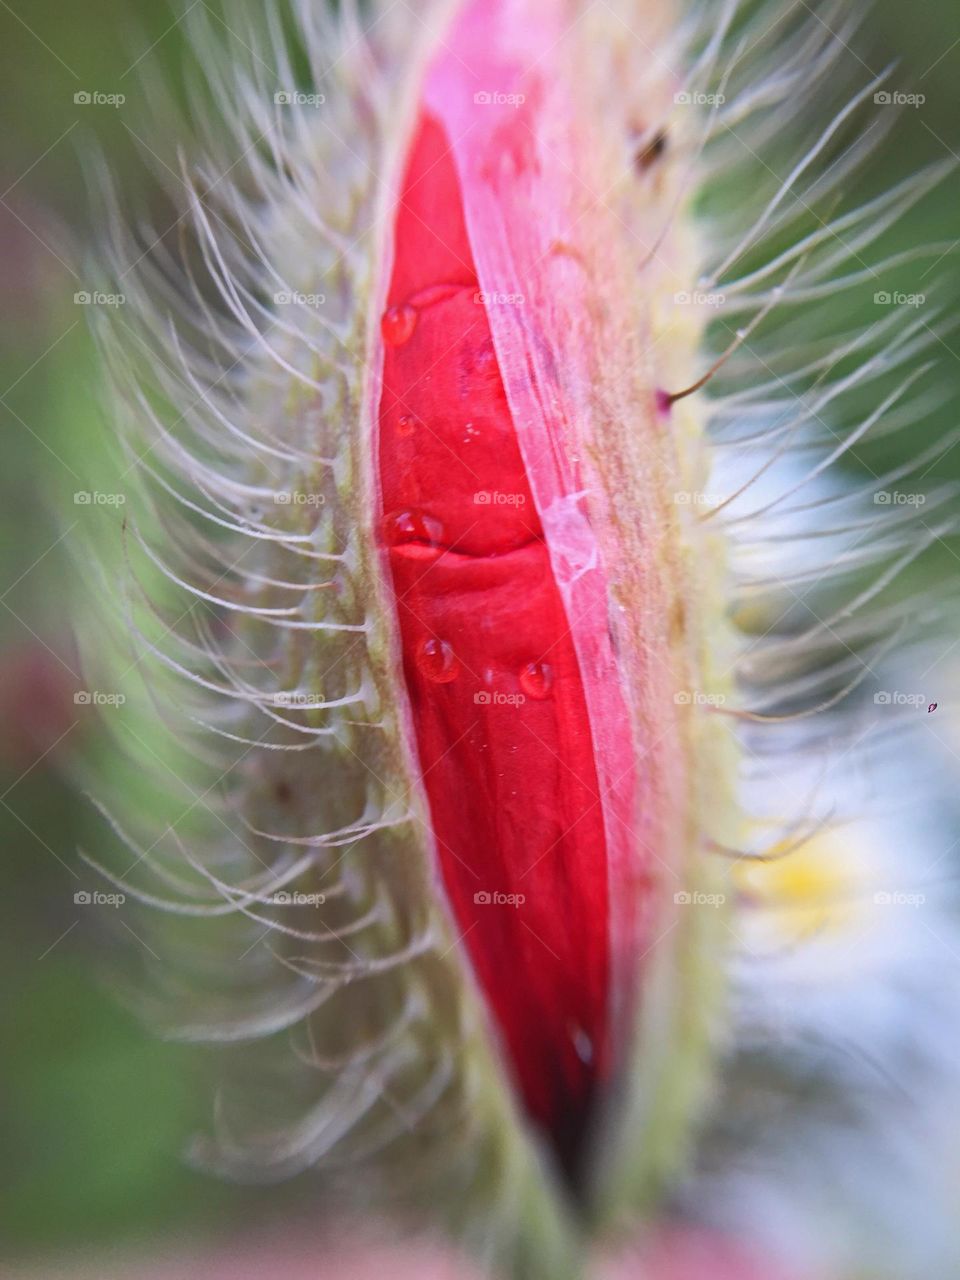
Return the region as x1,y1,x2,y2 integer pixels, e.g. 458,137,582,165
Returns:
80,2,582,1275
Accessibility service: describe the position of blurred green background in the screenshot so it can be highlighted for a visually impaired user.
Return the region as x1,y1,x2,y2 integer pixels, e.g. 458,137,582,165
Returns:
0,0,958,1271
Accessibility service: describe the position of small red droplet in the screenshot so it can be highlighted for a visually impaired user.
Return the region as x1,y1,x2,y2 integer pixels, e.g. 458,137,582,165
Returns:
416,637,459,683
519,660,554,700
397,413,418,437
381,303,418,346
383,508,444,548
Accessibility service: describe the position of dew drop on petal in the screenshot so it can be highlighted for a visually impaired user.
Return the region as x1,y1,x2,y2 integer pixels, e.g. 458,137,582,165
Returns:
519,660,554,700
416,637,460,683
571,1024,594,1064
383,508,444,547
381,303,418,346
397,413,418,437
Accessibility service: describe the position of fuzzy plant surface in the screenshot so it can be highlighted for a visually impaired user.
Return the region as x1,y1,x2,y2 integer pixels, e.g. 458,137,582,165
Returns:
76,1,960,1278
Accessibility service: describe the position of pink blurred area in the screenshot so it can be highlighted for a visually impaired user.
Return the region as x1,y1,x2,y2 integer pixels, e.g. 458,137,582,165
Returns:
5,1225,814,1280
599,1226,811,1280
0,641,80,771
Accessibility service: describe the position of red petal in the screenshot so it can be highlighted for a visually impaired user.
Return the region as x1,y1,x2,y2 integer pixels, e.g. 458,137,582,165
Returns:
377,110,622,1176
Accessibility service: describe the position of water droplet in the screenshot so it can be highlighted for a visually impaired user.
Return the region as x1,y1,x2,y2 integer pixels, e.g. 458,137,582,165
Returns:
416,638,459,683
383,508,444,548
519,660,553,700
381,303,418,346
397,413,418,437
571,1025,594,1064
